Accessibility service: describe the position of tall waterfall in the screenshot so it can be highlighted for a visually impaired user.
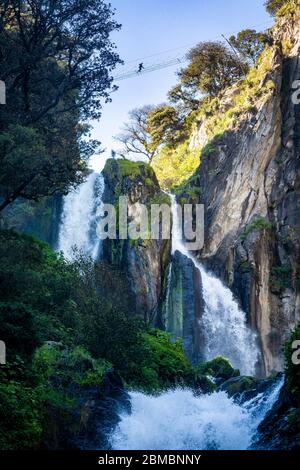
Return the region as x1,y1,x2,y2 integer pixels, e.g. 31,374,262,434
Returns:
169,196,260,376
111,375,284,450
58,172,104,261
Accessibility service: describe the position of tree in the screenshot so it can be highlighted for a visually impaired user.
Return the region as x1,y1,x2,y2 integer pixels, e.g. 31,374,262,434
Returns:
174,41,247,104
0,0,121,211
264,0,288,15
229,29,267,64
148,104,188,149
114,106,157,162
0,0,121,125
168,84,200,112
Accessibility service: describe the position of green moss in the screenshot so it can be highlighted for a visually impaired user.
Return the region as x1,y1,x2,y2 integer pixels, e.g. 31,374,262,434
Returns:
194,374,217,394
222,376,256,397
197,356,240,382
116,159,151,178
130,329,195,392
148,191,171,206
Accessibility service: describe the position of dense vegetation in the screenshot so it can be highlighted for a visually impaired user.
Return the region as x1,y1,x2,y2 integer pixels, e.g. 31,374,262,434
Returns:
0,0,121,212
0,0,299,451
114,0,293,191
0,231,199,448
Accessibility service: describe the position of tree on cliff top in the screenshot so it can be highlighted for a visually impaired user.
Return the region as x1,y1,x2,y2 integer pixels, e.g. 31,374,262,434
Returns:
264,0,289,15
0,0,121,212
169,41,247,110
114,106,157,162
115,104,188,162
229,29,268,65
147,105,189,149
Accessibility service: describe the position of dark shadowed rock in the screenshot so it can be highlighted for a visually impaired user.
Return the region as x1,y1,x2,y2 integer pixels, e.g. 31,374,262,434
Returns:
163,250,204,363
42,369,130,450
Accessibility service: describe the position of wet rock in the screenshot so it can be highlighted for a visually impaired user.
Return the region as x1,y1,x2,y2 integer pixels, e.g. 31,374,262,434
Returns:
163,250,204,363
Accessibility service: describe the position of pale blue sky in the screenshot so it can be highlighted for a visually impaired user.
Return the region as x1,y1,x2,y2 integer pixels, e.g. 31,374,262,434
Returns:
90,0,273,171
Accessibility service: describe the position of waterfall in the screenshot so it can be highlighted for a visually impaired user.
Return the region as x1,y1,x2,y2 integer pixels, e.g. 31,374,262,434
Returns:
111,376,284,450
168,195,260,376
58,172,104,261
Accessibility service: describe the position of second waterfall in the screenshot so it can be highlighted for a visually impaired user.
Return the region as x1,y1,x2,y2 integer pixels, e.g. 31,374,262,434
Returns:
167,195,260,376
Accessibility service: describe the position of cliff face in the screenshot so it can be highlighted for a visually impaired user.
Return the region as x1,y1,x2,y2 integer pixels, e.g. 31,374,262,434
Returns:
185,12,300,375
102,159,171,321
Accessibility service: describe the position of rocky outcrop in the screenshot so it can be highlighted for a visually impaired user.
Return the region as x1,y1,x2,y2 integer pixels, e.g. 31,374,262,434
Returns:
253,380,300,450
162,250,204,363
42,369,130,450
183,11,300,375
102,159,171,322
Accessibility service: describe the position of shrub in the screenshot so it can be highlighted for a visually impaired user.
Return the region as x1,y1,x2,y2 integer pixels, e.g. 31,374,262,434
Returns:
197,356,240,381
241,216,272,241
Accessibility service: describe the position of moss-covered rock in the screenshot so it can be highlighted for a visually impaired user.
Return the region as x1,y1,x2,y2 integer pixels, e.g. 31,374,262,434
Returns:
33,344,130,450
197,356,240,384
218,376,256,397
101,158,171,322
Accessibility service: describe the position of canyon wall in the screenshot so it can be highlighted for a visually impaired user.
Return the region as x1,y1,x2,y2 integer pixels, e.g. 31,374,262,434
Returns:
182,11,300,374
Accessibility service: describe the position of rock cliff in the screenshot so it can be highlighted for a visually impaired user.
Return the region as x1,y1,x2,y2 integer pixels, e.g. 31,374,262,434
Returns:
183,9,300,374
101,159,171,322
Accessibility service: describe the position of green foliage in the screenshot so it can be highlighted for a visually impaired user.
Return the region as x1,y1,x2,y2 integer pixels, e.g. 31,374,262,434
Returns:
152,141,200,191
241,216,272,241
197,356,240,381
0,371,42,450
131,330,194,391
0,302,41,361
0,0,120,211
284,323,300,405
148,105,189,148
33,344,112,390
198,45,276,142
229,29,267,64
276,0,299,17
177,41,247,99
0,231,202,448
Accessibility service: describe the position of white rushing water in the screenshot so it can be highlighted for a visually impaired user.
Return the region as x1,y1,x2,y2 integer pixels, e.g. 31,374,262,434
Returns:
58,172,104,260
170,195,260,376
111,376,284,450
